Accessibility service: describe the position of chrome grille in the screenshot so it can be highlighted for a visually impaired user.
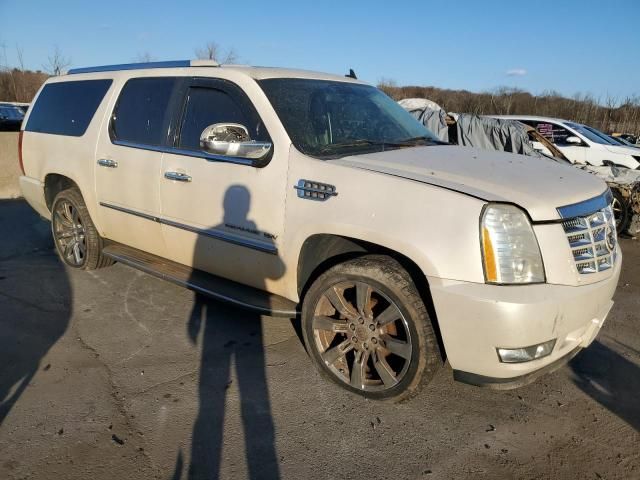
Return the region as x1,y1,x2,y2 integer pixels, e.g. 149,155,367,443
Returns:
561,204,617,274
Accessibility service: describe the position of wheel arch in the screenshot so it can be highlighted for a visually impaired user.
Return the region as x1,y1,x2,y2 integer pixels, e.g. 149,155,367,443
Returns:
296,233,446,360
44,173,81,212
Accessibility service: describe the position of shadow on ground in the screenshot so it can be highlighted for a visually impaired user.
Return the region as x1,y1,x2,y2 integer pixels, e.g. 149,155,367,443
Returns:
172,186,283,479
0,200,71,424
570,340,640,432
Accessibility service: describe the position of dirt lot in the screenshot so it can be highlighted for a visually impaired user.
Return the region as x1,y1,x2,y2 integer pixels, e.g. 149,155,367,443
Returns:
1,199,638,480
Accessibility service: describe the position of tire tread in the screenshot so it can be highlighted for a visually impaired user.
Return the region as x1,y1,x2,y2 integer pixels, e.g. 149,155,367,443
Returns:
301,254,441,403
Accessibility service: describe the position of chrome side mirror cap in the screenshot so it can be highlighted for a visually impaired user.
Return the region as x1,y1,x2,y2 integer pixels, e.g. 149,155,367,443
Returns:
565,135,583,145
199,123,272,160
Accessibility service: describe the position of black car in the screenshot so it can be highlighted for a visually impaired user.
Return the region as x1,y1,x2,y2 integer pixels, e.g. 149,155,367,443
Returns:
613,133,638,144
0,104,25,131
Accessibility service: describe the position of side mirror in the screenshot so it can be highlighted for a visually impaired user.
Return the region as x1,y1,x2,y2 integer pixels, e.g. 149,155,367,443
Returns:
199,123,272,160
565,136,583,146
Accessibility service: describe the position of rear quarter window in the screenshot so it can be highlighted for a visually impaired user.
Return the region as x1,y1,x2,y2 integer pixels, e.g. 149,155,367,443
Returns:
25,79,112,136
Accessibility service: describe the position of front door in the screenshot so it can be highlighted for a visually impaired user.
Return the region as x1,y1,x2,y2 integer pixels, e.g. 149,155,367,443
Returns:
159,78,288,292
531,120,588,165
95,76,184,257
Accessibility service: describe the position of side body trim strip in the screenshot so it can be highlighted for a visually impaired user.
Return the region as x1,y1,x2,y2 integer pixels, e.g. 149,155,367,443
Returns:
99,202,278,254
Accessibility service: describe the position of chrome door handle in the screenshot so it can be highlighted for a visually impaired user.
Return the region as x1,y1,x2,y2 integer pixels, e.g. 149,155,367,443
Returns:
164,171,192,182
97,158,118,168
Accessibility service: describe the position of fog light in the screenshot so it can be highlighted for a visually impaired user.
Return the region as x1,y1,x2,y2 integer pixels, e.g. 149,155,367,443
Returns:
497,339,556,363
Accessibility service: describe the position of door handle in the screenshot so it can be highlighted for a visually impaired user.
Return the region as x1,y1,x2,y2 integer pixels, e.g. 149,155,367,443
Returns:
164,171,192,182
97,158,118,168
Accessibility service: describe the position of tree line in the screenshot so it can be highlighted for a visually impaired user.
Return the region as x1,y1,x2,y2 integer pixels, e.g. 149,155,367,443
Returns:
380,81,640,136
2,43,638,136
0,69,48,103
0,41,237,104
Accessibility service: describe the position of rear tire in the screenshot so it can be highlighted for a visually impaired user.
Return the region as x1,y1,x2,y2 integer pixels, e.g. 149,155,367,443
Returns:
301,255,441,403
51,187,113,270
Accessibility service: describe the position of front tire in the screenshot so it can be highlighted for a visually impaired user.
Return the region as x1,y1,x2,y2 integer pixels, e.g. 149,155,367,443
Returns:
612,189,631,234
51,187,113,270
301,255,442,402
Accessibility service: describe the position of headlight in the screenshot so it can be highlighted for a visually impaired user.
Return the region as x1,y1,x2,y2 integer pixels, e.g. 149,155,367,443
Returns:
480,204,545,284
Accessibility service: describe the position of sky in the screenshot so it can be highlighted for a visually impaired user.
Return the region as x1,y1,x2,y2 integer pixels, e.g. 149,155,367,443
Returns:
1,0,639,100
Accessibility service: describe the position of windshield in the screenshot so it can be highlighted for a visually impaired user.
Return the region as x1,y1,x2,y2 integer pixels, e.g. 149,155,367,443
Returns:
259,79,441,158
565,122,617,145
584,125,626,146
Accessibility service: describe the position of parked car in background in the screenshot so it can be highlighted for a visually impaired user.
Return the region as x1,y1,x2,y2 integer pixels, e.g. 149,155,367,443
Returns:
609,135,640,149
2,101,31,114
494,116,640,170
611,132,638,145
0,103,25,131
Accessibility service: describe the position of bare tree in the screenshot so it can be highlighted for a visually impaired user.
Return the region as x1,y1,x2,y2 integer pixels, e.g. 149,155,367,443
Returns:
194,41,238,64
135,51,155,63
14,45,28,101
377,77,398,90
43,46,71,76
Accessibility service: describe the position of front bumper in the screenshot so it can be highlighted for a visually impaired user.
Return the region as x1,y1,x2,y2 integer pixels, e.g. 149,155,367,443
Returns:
428,255,621,388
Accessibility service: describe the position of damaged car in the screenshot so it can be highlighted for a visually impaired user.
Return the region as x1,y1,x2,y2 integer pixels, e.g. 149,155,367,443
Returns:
399,99,640,235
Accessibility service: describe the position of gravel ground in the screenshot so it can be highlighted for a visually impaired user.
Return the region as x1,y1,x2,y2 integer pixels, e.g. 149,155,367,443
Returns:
1,199,638,480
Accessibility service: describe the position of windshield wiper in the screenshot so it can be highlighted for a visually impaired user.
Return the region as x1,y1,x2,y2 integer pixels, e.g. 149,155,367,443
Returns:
318,138,422,153
316,136,446,157
396,135,448,145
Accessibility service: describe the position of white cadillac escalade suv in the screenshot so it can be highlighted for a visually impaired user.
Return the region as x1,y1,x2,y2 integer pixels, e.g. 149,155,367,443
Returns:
18,60,621,402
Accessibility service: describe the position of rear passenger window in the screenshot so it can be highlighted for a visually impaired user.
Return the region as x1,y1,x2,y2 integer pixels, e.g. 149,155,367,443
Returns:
25,80,112,136
178,87,251,150
111,77,178,146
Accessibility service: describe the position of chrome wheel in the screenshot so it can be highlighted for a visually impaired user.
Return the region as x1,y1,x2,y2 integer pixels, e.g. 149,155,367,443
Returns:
612,196,623,229
52,199,87,267
312,281,412,392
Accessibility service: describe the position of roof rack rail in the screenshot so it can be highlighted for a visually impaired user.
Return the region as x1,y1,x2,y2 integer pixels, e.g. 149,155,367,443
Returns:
68,59,219,75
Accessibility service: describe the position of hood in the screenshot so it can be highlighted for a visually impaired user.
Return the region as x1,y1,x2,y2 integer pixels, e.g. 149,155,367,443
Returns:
333,145,608,221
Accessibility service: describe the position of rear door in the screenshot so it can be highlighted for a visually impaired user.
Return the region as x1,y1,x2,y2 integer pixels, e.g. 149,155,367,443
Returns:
95,76,184,257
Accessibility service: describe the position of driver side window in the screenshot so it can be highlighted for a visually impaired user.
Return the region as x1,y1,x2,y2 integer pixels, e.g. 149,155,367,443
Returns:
178,87,249,151
177,86,270,151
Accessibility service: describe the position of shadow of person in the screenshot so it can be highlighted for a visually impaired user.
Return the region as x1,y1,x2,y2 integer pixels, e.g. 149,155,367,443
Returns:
570,340,640,432
0,200,71,424
177,186,284,480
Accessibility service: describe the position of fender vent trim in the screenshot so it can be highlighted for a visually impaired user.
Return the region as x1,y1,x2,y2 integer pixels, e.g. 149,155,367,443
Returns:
294,179,338,201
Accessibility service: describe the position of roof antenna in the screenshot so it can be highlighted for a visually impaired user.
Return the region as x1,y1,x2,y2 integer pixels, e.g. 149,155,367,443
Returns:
345,68,357,79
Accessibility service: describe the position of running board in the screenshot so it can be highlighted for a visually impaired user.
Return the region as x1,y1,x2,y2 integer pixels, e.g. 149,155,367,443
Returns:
102,243,298,317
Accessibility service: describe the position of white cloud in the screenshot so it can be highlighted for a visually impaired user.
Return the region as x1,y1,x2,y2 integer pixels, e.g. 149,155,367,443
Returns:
506,68,527,77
